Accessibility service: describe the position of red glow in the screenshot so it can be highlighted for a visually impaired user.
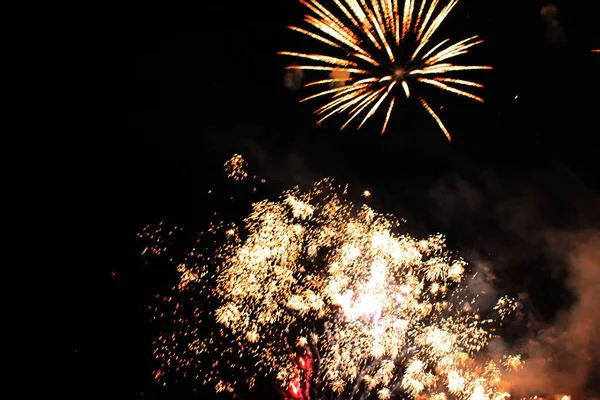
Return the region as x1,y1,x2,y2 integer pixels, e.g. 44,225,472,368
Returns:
290,382,299,396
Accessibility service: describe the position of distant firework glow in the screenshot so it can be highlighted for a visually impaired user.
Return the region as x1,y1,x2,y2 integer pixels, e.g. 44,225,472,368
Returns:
279,0,491,140
145,175,528,399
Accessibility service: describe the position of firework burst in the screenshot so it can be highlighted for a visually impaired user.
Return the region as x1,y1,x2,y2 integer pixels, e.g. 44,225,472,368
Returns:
148,178,520,399
279,0,492,141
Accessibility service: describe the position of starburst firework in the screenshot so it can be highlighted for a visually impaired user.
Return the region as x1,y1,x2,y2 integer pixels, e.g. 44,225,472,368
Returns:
279,0,492,141
148,178,520,399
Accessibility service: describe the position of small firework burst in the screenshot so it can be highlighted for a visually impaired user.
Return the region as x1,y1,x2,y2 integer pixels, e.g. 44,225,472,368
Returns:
501,355,524,372
494,296,518,320
224,154,248,180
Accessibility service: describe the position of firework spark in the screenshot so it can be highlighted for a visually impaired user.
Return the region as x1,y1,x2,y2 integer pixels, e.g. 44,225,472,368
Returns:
149,178,520,399
279,0,491,140
592,49,599,53
224,154,248,180
494,296,518,320
138,222,182,256
501,355,523,372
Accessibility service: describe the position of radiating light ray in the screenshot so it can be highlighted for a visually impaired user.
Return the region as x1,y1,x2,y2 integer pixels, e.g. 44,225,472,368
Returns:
410,64,492,75
278,51,359,67
305,15,367,55
416,0,439,43
353,52,381,66
381,96,396,134
286,65,369,74
316,86,369,114
419,96,451,141
301,0,353,37
304,77,356,87
281,0,491,140
414,0,427,34
342,87,386,129
401,80,410,97
358,81,397,128
287,26,343,49
426,37,484,64
434,77,484,88
300,82,370,103
401,0,414,40
418,38,450,62
418,78,485,102
317,89,372,124
372,16,396,62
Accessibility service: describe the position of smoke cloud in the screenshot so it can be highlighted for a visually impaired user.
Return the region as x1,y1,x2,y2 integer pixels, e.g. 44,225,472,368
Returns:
506,230,600,398
283,67,303,91
424,164,600,398
328,68,352,88
540,4,567,44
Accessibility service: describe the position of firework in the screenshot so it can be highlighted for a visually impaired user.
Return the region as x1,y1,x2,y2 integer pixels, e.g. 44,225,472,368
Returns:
225,154,248,180
138,222,182,256
148,178,522,399
592,49,599,52
493,296,517,320
501,355,523,372
279,0,491,141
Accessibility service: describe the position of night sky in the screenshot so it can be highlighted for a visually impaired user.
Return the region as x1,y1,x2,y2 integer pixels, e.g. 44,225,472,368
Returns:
70,1,599,398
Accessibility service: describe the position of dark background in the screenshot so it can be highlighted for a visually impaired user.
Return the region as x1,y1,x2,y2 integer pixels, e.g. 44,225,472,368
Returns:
70,0,599,398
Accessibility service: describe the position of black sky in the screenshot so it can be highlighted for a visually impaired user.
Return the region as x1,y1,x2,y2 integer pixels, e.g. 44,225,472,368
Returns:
70,0,599,398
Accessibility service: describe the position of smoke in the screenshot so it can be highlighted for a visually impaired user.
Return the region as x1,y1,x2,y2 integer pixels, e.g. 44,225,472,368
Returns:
328,68,351,88
506,230,600,398
540,4,567,44
284,67,303,91
233,137,331,192
283,66,351,90
424,163,600,397
283,65,351,91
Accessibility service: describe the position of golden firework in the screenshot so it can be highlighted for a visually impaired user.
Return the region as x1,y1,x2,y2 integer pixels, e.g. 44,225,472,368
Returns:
280,0,492,141
224,154,248,180
149,179,519,399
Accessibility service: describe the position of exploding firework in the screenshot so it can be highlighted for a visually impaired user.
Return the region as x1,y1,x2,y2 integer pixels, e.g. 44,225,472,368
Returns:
148,178,522,400
592,49,599,53
279,0,491,141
